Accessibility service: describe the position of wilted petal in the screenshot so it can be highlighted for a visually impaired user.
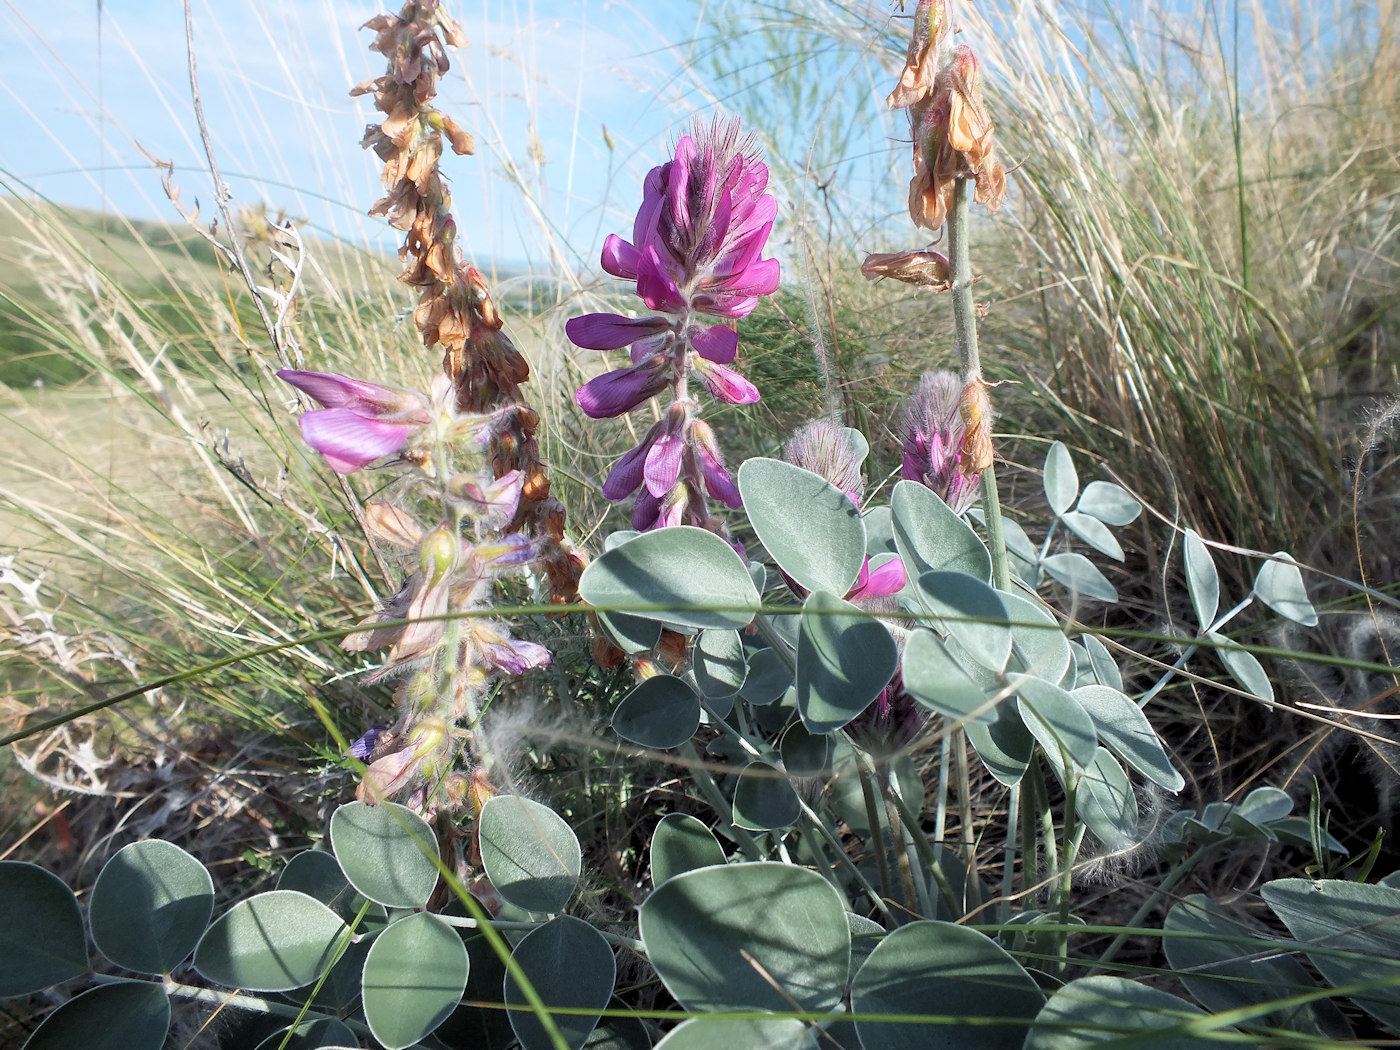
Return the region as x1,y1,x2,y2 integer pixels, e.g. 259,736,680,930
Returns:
483,635,553,675
357,748,418,804
694,359,760,405
299,409,415,473
566,312,668,351
449,469,524,530
689,323,738,364
575,363,668,419
365,501,425,549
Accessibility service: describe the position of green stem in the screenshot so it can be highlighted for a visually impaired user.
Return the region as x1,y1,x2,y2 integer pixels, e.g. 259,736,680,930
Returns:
796,795,898,925
855,752,898,917
1099,848,1210,966
952,727,983,913
949,176,1010,592
678,741,764,861
886,763,933,919
886,776,963,918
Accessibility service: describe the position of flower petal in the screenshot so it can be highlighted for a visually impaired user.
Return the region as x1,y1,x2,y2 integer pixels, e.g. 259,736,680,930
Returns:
694,360,760,405
846,556,907,601
299,409,414,473
644,424,685,498
695,440,741,509
566,312,669,351
601,233,642,280
603,425,660,501
483,636,553,675
689,324,738,364
575,363,668,419
636,244,687,313
279,369,420,416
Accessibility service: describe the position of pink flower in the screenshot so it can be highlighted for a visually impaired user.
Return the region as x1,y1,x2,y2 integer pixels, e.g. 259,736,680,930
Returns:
569,116,780,530
902,370,981,514
278,369,430,474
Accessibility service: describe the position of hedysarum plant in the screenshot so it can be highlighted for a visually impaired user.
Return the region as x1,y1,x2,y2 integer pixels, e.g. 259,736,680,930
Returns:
569,116,780,533
276,1,572,814
355,0,580,602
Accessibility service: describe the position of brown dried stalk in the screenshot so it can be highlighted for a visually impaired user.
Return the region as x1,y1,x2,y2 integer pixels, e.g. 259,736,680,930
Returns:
354,0,580,601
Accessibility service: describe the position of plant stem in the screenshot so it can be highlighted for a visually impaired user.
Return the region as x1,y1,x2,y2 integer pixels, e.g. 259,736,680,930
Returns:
678,741,764,860
952,727,984,913
885,776,963,918
855,751,898,917
1099,847,1210,966
949,176,1011,593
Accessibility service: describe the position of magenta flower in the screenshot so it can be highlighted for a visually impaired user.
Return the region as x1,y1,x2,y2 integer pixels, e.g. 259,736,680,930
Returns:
278,369,431,474
902,370,981,514
569,116,779,531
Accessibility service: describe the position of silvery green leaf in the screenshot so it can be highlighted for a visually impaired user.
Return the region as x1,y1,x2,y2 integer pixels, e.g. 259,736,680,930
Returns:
612,675,701,749
1043,442,1078,516
1072,685,1184,792
902,627,996,724
1000,515,1039,566
1183,529,1219,629
1078,748,1138,850
732,761,801,831
1253,553,1318,626
796,590,899,733
1081,634,1123,691
1263,879,1400,1032
1015,676,1098,780
912,570,1012,672
639,863,850,1014
1208,632,1274,701
1076,481,1141,526
738,458,865,596
891,479,992,582
579,526,760,630
694,629,747,699
1061,511,1124,561
1041,553,1117,603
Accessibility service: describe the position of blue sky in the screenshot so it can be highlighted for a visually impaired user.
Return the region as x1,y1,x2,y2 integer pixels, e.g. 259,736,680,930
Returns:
0,0,713,269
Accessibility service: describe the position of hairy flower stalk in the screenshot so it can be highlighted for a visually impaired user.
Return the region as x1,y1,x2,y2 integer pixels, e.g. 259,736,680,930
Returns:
569,117,780,534
277,1,577,825
354,0,579,602
879,0,1010,589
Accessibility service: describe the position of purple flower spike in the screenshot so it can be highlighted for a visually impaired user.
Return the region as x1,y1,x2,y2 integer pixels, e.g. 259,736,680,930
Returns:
278,369,430,474
575,361,670,419
568,116,780,530
902,370,980,514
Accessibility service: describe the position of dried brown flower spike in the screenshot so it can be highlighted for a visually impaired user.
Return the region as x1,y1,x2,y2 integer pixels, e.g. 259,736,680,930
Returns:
355,1,581,601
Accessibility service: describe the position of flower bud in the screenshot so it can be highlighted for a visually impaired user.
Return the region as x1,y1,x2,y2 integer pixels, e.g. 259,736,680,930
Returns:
419,525,459,583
